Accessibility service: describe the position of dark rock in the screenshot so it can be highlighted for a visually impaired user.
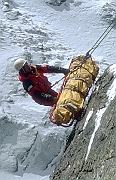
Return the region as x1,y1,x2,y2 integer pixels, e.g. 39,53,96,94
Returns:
50,64,116,180
45,0,66,6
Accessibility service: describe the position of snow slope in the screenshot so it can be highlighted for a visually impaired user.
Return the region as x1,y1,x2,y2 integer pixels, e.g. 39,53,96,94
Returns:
0,0,116,179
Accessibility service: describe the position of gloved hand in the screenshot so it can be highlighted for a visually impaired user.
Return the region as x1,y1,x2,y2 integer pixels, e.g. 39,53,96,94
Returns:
53,97,58,104
63,69,70,76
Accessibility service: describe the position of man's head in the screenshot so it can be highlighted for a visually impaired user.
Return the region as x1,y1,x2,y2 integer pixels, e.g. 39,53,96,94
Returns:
14,58,31,72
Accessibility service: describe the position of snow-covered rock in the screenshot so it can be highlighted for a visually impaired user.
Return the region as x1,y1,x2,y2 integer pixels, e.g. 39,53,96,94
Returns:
45,0,66,6
50,64,116,180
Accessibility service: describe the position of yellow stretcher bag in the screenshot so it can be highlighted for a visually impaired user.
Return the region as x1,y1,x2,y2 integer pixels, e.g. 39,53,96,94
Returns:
53,55,99,124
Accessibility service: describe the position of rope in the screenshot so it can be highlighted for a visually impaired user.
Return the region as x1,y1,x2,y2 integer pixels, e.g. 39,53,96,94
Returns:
51,20,116,88
86,20,116,55
51,76,65,88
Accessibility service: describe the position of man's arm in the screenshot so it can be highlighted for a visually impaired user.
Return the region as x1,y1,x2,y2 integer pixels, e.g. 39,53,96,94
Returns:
36,65,69,75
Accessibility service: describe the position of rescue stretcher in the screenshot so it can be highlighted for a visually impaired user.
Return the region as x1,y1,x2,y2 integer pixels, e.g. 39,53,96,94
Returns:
49,54,99,127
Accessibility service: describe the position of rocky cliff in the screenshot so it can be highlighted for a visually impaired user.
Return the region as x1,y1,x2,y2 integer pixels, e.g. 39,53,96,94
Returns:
50,64,116,180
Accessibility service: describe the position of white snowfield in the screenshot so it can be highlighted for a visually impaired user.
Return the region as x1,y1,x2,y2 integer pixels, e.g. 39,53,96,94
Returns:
0,0,116,179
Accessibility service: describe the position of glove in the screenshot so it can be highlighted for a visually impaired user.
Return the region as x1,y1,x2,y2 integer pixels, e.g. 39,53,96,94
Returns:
53,97,58,104
63,69,70,76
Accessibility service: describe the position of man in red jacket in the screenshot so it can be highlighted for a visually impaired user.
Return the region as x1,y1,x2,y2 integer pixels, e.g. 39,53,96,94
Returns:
14,58,69,106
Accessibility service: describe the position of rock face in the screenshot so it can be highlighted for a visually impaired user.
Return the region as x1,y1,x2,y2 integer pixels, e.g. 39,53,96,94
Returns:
50,64,116,180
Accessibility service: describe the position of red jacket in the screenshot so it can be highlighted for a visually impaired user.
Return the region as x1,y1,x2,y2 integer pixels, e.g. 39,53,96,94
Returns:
19,65,51,96
18,64,69,106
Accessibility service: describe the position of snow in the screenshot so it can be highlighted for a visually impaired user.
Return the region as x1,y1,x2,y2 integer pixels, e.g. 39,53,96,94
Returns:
107,64,116,101
83,109,93,130
0,0,116,179
107,78,116,101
